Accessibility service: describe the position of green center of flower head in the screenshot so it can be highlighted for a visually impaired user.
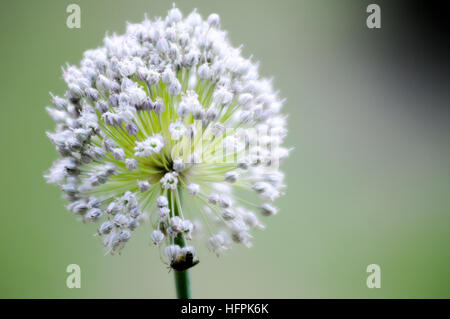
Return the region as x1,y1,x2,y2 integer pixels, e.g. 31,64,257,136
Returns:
45,6,289,268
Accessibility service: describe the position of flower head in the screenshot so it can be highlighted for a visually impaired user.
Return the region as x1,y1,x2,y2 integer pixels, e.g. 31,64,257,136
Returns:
45,6,289,267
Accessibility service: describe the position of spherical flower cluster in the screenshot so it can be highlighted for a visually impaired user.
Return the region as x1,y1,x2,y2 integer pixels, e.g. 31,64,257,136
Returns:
45,6,289,268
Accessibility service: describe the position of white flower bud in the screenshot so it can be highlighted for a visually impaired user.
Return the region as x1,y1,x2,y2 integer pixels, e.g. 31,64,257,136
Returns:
85,88,100,101
232,231,252,247
213,86,233,105
160,172,178,190
225,171,239,183
129,207,141,218
242,210,264,229
206,107,218,121
112,148,125,161
50,93,67,109
68,83,83,100
177,103,190,118
169,122,186,141
95,100,109,114
181,245,196,258
207,13,220,27
147,69,160,85
67,200,88,214
119,230,131,242
183,50,199,68
158,206,170,219
238,93,253,106
134,135,164,157
208,193,220,205
127,218,139,230
138,180,151,192
162,68,175,84
154,97,165,114
181,219,194,233
126,122,139,136
102,138,116,153
260,203,278,216
179,32,190,47
219,195,232,208
46,107,67,123
118,59,136,77
99,221,114,235
157,196,168,208
167,6,182,23
212,123,225,137
156,37,169,54
173,158,185,172
106,201,121,215
150,230,164,245
86,208,103,222
222,209,235,220
170,216,183,232
169,79,181,96
164,244,181,262
187,124,196,139
114,213,129,227
187,183,200,196
198,64,210,79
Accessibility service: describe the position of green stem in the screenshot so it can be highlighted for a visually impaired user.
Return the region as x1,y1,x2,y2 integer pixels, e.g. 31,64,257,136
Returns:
169,189,192,299
173,235,191,299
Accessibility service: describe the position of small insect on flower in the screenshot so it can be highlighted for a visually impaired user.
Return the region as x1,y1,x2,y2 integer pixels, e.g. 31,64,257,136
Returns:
44,5,289,268
165,245,200,272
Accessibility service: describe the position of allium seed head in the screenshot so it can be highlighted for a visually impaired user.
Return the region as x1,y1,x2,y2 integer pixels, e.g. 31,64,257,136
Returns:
44,6,289,265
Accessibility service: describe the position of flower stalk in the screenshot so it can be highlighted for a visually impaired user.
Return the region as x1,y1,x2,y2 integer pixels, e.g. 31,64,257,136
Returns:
169,188,192,299
173,236,191,299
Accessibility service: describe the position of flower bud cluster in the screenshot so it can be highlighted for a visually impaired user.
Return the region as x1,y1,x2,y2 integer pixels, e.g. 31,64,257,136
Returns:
45,6,289,263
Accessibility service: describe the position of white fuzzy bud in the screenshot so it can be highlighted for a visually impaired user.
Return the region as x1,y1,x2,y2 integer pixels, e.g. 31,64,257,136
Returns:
147,69,160,85
164,244,181,262
138,180,151,192
170,216,183,232
169,122,186,141
150,230,164,245
198,64,210,79
208,193,220,205
207,13,220,27
169,79,182,96
114,213,129,227
112,148,125,161
98,221,114,235
86,208,103,222
225,171,239,183
167,6,182,23
158,206,170,219
156,37,169,54
160,172,178,190
106,202,121,215
118,59,136,77
260,203,278,216
187,183,200,196
213,86,233,105
157,196,168,208
154,97,165,114
173,158,185,172
119,230,131,242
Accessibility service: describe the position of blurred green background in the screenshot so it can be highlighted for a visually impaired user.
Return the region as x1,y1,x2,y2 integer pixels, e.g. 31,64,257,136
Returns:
0,0,449,298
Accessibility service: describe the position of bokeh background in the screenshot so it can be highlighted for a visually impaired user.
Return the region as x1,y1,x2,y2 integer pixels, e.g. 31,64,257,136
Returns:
0,0,449,298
